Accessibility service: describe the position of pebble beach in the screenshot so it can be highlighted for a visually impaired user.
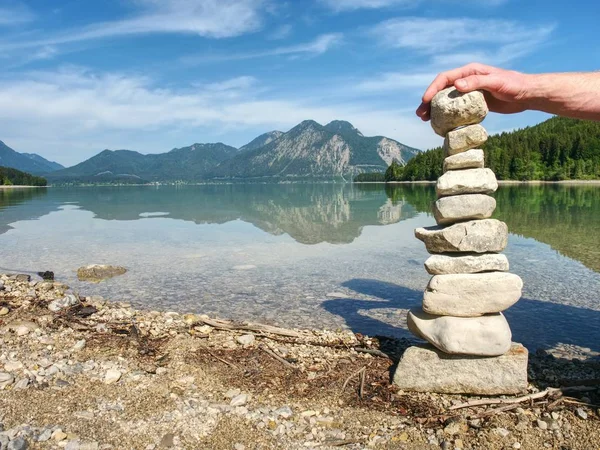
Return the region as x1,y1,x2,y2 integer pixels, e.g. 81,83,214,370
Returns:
0,273,599,449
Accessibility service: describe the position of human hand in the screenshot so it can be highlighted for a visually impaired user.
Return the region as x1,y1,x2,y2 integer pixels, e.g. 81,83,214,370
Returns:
416,63,533,121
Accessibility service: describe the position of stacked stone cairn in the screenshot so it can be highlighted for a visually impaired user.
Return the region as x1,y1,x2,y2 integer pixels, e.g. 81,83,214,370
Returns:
393,87,528,395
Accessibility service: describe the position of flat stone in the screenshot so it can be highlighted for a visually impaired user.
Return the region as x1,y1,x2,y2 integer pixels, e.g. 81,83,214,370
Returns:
230,393,249,406
424,253,509,274
104,369,122,384
433,194,496,225
415,219,508,254
236,334,255,346
423,273,523,316
444,124,488,155
393,343,528,394
443,149,484,172
430,87,488,136
437,168,498,197
407,308,512,356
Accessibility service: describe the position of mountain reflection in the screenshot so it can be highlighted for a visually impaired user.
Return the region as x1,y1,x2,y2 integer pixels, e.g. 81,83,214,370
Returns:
0,188,52,234
0,184,419,245
1,184,598,271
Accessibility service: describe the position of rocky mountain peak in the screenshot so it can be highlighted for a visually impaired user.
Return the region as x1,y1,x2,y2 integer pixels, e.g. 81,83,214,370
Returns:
324,120,363,137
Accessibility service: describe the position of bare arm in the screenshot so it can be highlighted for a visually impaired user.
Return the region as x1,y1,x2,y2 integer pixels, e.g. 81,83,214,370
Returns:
416,63,600,122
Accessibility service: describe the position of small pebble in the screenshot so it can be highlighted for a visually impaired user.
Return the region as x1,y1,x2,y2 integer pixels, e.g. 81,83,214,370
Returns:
576,408,588,420
104,369,122,384
536,419,548,430
0,307,9,316
72,340,86,351
230,394,248,407
7,437,28,450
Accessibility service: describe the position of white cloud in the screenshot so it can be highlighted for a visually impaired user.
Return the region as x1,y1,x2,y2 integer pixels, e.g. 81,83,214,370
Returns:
372,17,555,55
320,0,508,11
181,33,343,63
0,67,436,165
268,24,293,40
0,0,266,53
0,2,35,26
319,0,415,11
204,76,258,92
355,72,436,92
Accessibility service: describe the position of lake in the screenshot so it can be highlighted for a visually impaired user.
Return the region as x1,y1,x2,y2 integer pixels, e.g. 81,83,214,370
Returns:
1,183,599,354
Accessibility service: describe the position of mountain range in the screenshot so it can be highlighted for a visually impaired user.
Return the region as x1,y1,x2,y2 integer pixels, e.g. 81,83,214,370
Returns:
0,141,65,175
1,120,420,183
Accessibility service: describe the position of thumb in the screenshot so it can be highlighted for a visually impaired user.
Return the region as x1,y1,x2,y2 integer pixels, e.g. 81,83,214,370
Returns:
455,74,503,94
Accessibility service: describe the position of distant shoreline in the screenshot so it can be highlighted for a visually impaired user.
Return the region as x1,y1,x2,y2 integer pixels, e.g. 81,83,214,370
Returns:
0,185,48,189
355,180,600,185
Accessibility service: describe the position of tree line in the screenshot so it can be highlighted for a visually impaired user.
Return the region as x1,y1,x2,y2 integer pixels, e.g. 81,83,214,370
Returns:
0,166,47,186
355,116,600,182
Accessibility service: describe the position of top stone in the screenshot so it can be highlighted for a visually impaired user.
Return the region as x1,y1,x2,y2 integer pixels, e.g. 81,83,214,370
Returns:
430,87,489,136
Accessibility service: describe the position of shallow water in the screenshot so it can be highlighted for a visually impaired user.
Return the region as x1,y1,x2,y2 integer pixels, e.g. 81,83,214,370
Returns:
1,183,599,352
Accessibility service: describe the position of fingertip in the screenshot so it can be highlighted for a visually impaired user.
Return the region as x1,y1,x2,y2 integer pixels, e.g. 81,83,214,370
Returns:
455,79,468,91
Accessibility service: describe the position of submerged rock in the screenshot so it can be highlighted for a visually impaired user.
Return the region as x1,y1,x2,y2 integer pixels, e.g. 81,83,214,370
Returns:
77,265,127,282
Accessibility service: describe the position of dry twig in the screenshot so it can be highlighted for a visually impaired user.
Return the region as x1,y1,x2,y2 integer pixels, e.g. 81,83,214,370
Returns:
258,344,296,369
354,348,390,359
199,317,305,338
471,404,520,419
448,388,561,411
206,350,240,370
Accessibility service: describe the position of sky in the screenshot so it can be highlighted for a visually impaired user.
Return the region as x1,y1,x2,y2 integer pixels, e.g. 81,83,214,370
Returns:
0,0,598,166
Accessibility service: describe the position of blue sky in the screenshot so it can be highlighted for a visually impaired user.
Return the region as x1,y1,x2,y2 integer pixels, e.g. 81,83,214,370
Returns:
0,0,598,166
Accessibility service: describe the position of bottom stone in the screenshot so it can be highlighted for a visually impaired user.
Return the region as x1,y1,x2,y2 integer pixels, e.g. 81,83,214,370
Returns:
393,343,528,395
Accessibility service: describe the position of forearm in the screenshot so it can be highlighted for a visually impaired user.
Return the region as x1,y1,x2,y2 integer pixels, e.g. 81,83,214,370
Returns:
524,72,600,120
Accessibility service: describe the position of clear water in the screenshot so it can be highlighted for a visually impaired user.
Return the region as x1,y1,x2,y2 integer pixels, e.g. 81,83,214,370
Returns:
1,184,599,352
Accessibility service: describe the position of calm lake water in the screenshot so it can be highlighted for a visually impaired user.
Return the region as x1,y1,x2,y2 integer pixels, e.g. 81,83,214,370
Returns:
1,184,599,353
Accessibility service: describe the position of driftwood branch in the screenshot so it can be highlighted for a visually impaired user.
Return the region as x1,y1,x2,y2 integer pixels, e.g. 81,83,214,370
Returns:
471,404,520,418
206,350,240,370
354,348,390,359
259,344,296,369
199,317,306,338
448,388,561,411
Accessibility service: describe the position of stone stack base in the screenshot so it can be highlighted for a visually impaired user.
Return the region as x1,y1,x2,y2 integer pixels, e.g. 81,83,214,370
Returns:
393,343,528,395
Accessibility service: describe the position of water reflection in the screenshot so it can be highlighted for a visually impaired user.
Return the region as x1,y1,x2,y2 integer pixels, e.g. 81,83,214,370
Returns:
0,184,419,245
382,184,600,273
1,184,599,271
